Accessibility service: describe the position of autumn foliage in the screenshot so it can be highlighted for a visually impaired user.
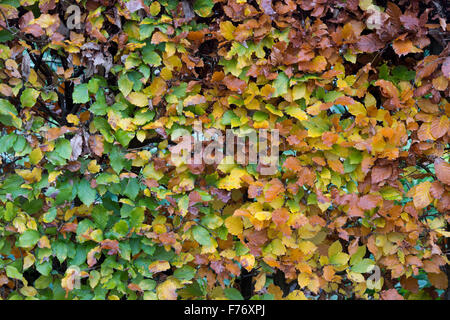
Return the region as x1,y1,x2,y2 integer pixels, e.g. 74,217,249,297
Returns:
0,0,449,300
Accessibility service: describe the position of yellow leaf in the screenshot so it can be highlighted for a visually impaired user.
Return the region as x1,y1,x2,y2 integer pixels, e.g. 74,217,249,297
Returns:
285,106,308,121
286,290,308,300
347,101,366,116
149,77,167,97
48,170,62,183
156,278,181,300
254,272,266,292
66,114,80,125
127,92,148,107
16,167,42,183
29,148,43,165
271,239,286,256
20,286,37,297
297,272,310,288
150,1,161,16
298,241,317,255
413,181,432,209
328,240,343,257
292,84,306,101
254,211,272,221
23,253,35,270
148,260,171,273
224,216,243,236
217,168,247,190
87,160,100,173
220,21,236,41
240,254,255,271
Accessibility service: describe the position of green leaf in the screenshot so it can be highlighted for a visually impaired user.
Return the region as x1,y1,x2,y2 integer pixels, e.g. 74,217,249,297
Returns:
351,258,375,273
224,288,244,300
201,214,223,230
124,178,140,200
221,110,238,125
350,246,366,265
113,220,129,237
324,91,343,103
379,186,403,201
88,77,107,94
133,110,155,125
349,149,363,164
34,275,52,289
36,261,52,276
20,88,40,107
193,0,214,17
191,225,212,247
178,195,189,216
129,207,145,228
392,65,416,81
6,265,23,280
90,90,108,116
0,98,21,128
53,241,68,263
329,253,350,266
174,265,196,281
253,111,269,122
273,72,289,97
54,139,72,159
92,206,110,230
4,202,17,222
77,179,97,206
328,240,342,257
110,146,126,174
73,83,90,104
115,130,135,147
118,73,133,97
17,230,40,248
0,29,14,42
142,45,161,66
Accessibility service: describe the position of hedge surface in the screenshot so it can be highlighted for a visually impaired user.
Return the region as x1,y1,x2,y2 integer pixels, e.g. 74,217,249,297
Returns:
0,0,449,300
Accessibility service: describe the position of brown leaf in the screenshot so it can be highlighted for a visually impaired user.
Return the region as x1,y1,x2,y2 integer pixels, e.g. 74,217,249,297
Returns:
328,159,344,174
0,274,9,287
400,277,419,294
356,34,384,53
283,156,302,172
260,0,276,15
434,158,450,185
272,208,290,226
380,289,404,300
430,116,449,139
148,260,171,273
428,271,448,290
416,56,439,80
88,135,104,157
393,39,418,56
70,133,83,161
371,165,392,184
358,194,382,210
413,181,432,209
264,178,284,201
128,283,143,292
100,239,120,255
442,57,450,78
222,75,247,93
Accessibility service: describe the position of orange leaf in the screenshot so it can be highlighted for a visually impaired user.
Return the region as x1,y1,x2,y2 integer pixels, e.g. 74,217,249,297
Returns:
434,158,450,185
413,181,432,209
380,289,404,300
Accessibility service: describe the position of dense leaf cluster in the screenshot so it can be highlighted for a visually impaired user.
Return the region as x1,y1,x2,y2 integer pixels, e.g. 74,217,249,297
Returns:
0,0,449,300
